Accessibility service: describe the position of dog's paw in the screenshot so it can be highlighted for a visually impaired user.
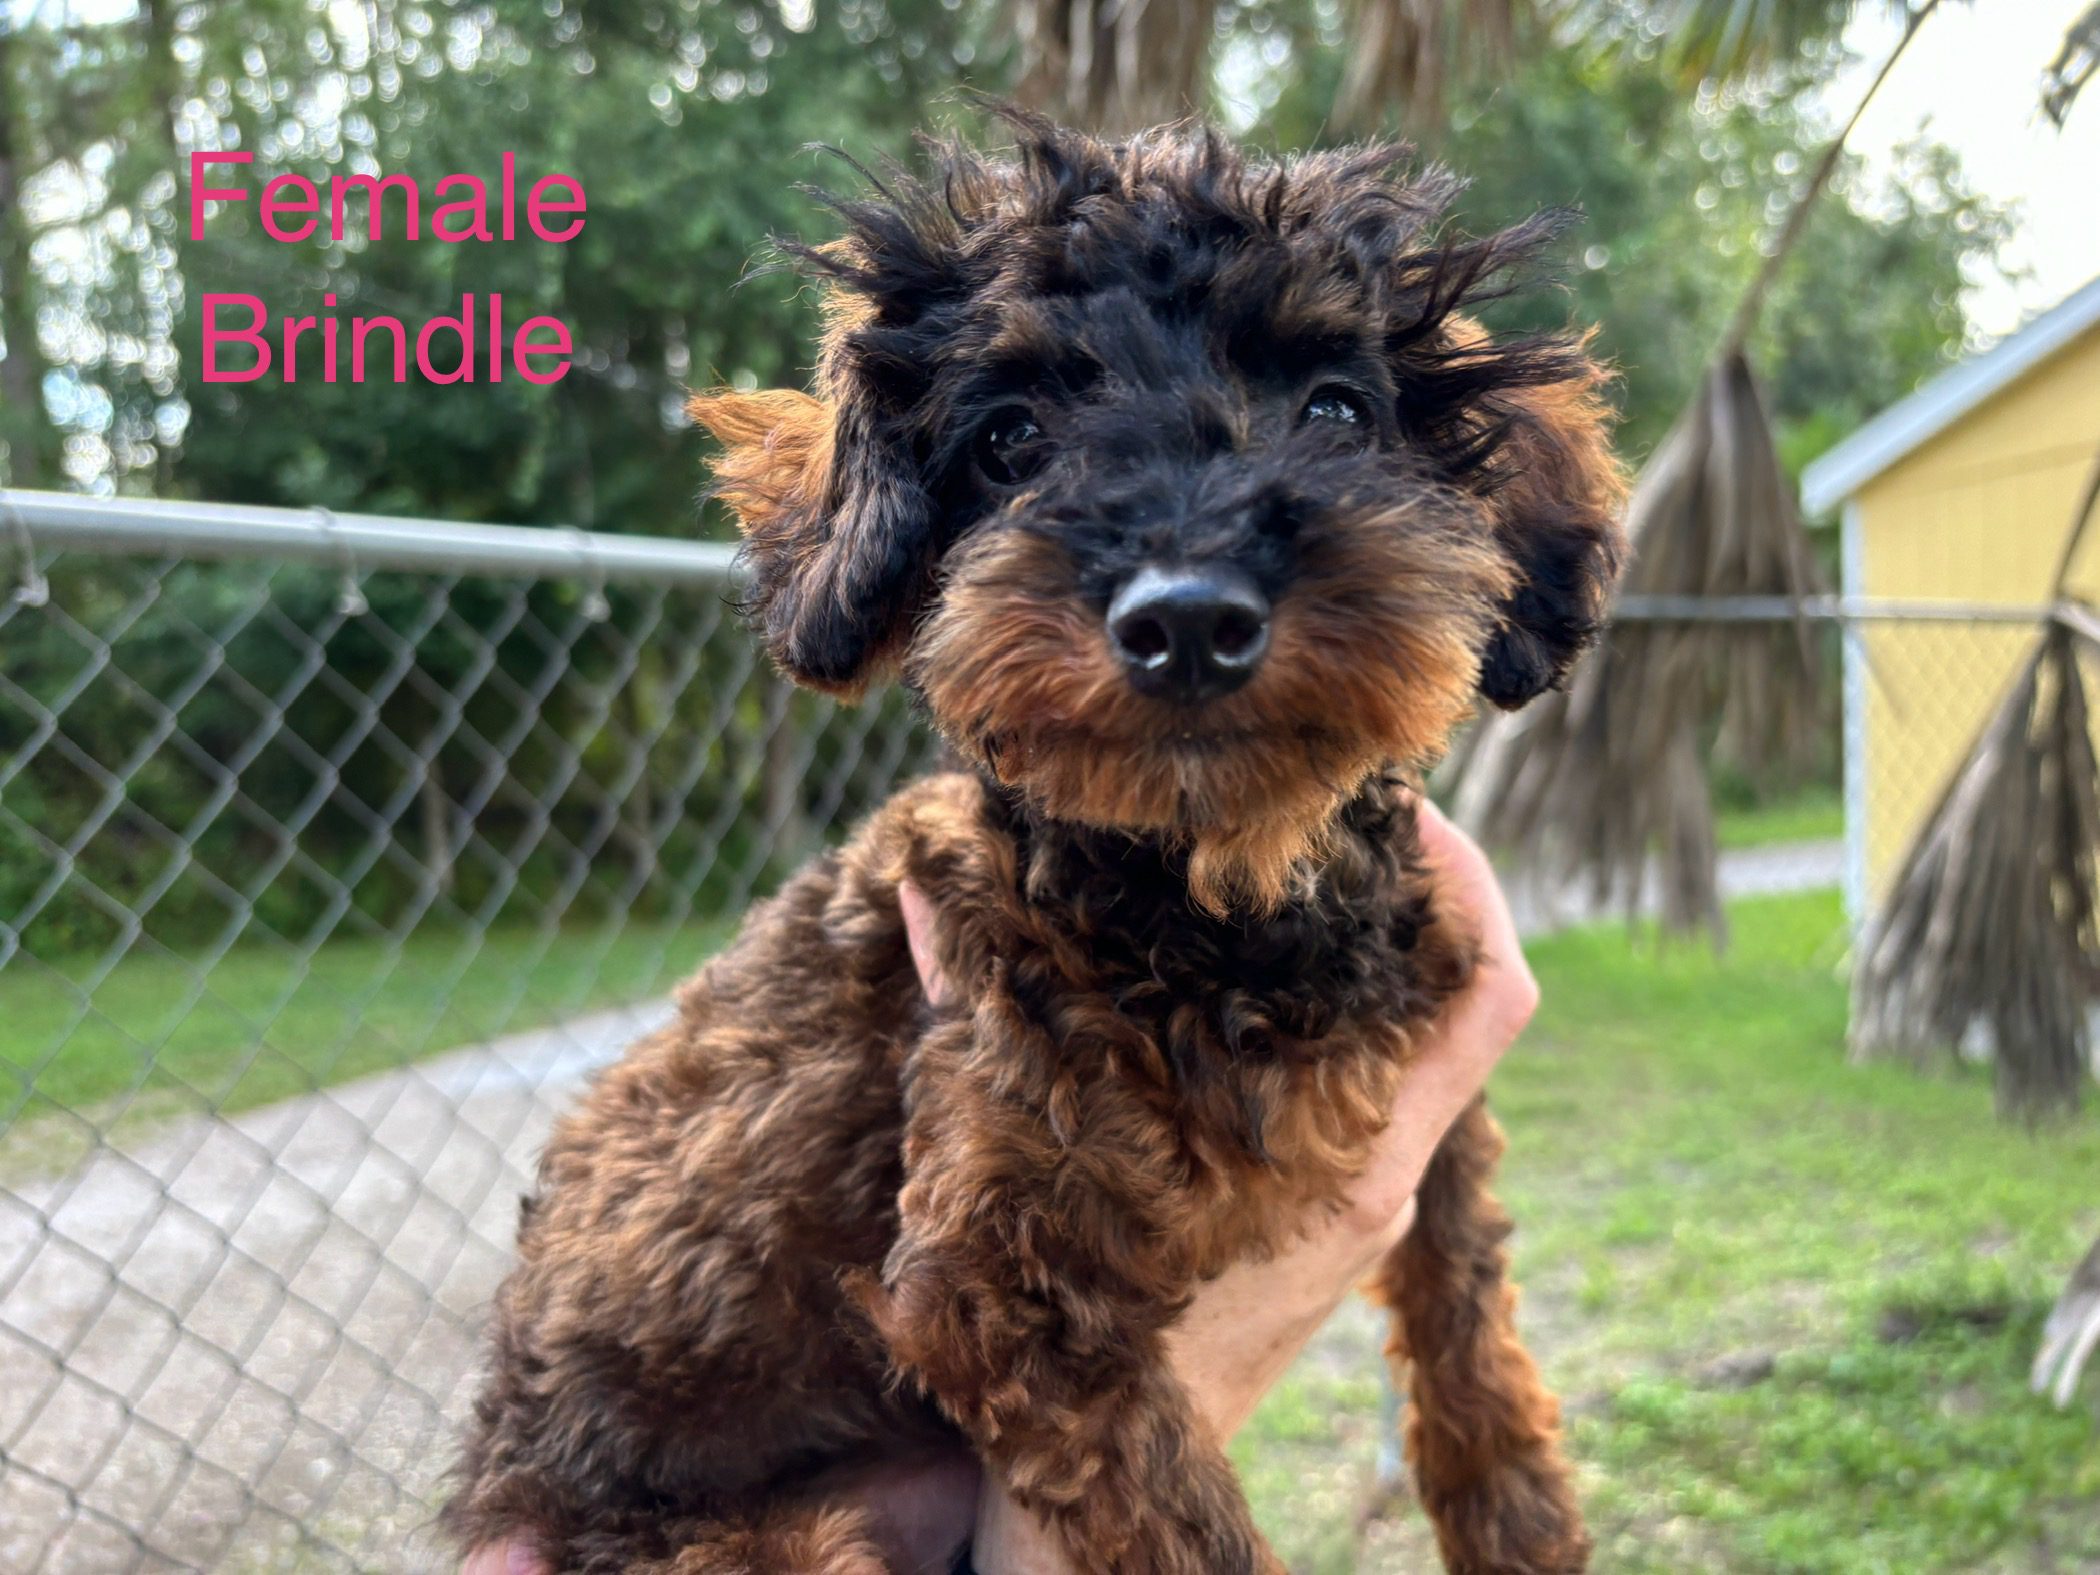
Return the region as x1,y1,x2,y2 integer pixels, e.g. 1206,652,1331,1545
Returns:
1420,1454,1589,1575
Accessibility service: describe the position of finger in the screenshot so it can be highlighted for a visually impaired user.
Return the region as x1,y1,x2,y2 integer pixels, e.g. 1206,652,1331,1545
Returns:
462,1543,546,1575
1350,802,1534,1198
1414,797,1523,975
1413,797,1537,1044
897,879,951,1007
823,1448,981,1573
1354,1192,1417,1267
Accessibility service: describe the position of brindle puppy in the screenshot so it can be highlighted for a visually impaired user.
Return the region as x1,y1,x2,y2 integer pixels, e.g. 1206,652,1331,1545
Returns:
445,109,1624,1575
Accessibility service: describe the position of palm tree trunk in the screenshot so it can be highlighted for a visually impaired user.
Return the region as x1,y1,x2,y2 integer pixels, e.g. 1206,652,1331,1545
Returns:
1012,0,1221,133
0,23,56,488
140,0,187,491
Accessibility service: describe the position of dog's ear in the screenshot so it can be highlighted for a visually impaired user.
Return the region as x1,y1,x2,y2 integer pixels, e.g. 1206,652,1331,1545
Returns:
1474,354,1626,709
689,386,935,696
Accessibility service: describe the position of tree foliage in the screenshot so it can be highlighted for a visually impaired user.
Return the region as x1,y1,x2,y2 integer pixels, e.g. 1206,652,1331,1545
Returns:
10,0,976,525
0,0,2021,508
1256,24,2009,466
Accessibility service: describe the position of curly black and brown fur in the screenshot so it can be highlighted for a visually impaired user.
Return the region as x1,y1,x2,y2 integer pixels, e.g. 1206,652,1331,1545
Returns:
445,109,1624,1575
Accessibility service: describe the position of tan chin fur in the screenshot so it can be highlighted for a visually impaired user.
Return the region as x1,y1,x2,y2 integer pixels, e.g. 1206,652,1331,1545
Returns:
905,510,1513,914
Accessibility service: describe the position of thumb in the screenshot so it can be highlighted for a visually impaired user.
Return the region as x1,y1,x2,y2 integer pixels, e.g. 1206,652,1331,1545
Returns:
898,879,951,1007
463,1543,546,1575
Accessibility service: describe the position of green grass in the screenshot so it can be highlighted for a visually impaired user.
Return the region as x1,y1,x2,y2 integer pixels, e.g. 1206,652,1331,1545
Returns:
5,915,735,1132
1238,890,2100,1574
1714,784,1846,850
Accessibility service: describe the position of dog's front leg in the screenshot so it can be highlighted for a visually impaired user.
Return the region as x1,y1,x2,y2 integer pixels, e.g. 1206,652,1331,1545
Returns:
847,1014,1280,1575
1372,1097,1588,1574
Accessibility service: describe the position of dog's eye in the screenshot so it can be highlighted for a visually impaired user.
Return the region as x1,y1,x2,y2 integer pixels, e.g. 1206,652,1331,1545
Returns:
974,410,1048,486
1301,387,1371,432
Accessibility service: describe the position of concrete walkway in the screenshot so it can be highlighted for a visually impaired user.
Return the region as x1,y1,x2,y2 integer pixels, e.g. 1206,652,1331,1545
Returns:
0,1001,673,1573
0,841,1843,1572
1505,838,1844,937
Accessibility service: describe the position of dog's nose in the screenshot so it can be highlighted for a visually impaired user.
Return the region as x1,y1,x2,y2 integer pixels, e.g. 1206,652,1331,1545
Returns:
1106,564,1271,704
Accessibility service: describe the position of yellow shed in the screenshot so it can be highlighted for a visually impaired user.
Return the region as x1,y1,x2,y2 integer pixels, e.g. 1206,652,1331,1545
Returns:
1801,274,2100,923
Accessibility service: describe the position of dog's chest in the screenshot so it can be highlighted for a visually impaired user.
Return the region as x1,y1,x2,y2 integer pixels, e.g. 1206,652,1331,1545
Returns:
992,779,1439,1047
1019,855,1440,1271
972,785,1454,1181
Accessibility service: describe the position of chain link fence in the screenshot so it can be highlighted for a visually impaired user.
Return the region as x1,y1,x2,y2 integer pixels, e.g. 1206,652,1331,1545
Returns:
0,494,938,1572
0,491,2067,1571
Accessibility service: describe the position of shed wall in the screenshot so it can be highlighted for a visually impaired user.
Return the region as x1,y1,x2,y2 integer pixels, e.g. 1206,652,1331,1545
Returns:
1847,327,2100,904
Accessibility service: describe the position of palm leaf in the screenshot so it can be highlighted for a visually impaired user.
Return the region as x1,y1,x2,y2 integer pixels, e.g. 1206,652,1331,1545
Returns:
1009,0,1553,134
1009,0,1224,133
1635,0,1903,85
2044,0,2100,127
2034,1232,2100,1407
1445,350,1824,938
1849,622,2100,1121
1441,3,1952,945
1331,0,1540,133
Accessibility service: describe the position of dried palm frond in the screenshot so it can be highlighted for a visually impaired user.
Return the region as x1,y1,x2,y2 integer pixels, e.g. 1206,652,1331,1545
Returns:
1849,620,2100,1121
1445,350,1824,938
1440,8,1953,943
2043,0,2100,128
1009,0,1224,134
2034,1232,2100,1407
1639,0,1890,87
1331,0,1539,134
1008,0,1550,135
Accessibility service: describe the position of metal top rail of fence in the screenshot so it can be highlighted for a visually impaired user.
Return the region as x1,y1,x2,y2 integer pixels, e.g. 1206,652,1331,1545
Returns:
3,488,2072,629
3,489,739,589
1612,591,2062,624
